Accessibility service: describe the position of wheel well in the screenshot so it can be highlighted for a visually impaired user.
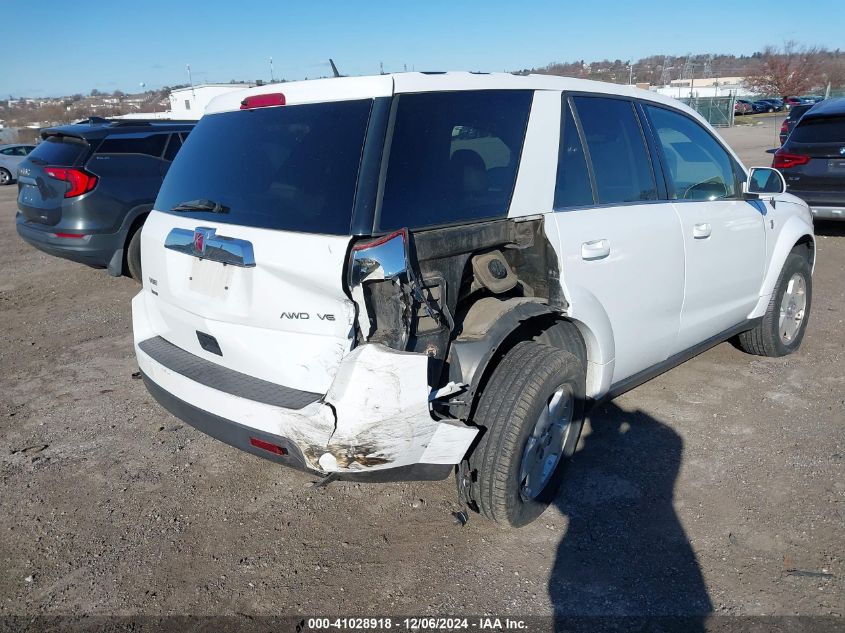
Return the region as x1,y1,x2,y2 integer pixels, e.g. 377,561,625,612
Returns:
793,235,814,268
122,212,148,272
467,314,587,419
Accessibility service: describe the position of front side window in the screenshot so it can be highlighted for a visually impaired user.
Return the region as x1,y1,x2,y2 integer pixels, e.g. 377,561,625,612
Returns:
572,96,657,205
554,99,594,208
379,90,533,231
96,133,168,158
646,105,738,201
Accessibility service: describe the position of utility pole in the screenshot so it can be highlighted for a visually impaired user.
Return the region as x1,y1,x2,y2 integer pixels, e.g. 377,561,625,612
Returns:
269,57,275,83
628,63,634,85
186,64,194,96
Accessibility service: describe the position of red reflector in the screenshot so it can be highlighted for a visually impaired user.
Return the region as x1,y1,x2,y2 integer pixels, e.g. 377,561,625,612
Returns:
249,437,288,456
52,232,87,239
44,167,97,198
773,151,810,169
240,93,286,110
351,228,408,251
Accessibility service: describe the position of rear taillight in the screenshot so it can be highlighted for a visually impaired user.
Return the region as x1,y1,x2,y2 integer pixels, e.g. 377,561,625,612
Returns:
44,167,97,198
773,151,810,169
780,120,789,134
240,93,286,110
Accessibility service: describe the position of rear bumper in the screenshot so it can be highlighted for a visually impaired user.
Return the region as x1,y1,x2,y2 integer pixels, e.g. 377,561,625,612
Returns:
132,292,477,480
16,214,123,269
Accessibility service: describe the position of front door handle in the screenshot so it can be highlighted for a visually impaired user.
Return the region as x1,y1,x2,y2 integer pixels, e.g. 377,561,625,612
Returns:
693,223,712,239
581,238,610,261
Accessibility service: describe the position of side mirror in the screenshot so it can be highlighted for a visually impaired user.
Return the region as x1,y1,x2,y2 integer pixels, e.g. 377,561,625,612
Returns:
745,167,786,195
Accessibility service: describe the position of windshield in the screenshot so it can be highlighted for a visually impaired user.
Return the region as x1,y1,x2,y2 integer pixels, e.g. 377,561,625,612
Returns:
155,99,373,235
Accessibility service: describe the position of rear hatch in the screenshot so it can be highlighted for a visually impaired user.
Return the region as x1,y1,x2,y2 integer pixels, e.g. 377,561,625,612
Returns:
782,115,845,194
17,133,92,225
140,96,379,395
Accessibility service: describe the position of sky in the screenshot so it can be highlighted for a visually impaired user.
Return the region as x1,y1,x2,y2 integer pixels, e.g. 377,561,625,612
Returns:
2,0,843,98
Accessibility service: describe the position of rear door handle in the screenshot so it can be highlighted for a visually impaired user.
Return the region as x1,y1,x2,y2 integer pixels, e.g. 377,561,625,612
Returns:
693,223,712,239
581,238,610,261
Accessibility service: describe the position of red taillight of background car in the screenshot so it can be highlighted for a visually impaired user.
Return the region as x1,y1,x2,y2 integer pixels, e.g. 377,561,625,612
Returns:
772,150,810,169
44,167,98,198
240,93,286,110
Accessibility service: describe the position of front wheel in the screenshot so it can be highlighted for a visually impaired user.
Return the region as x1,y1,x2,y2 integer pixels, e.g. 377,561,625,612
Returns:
461,341,585,527
737,251,812,357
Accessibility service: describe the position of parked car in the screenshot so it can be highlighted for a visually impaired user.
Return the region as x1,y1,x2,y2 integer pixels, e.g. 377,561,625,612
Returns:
133,73,815,527
735,99,753,115
0,143,36,185
774,97,845,220
16,118,194,281
784,96,817,109
780,103,816,144
754,99,783,113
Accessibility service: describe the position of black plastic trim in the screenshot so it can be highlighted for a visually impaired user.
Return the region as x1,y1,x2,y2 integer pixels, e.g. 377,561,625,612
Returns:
350,96,392,236
599,318,761,404
138,336,321,410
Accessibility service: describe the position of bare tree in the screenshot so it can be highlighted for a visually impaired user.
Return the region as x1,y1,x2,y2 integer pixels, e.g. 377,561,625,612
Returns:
744,42,824,97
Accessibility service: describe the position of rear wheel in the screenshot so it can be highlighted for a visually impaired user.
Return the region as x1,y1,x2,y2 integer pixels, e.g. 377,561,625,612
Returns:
126,225,143,282
0,168,12,186
461,340,585,527
737,251,811,357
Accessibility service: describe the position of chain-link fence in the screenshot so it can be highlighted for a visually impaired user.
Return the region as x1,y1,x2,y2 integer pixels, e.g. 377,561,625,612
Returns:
679,96,736,127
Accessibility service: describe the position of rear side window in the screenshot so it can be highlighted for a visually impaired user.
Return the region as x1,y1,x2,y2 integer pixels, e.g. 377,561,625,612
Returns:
156,99,372,235
572,97,657,204
554,99,594,208
790,116,845,143
378,90,533,231
96,134,167,157
646,105,738,200
29,136,87,166
163,134,182,161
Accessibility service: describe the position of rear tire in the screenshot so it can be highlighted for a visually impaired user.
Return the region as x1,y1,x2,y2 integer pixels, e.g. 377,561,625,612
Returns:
737,251,811,357
0,168,12,186
126,225,143,283
462,340,586,527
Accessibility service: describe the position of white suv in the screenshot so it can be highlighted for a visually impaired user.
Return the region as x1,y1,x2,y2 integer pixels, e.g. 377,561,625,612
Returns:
133,73,815,527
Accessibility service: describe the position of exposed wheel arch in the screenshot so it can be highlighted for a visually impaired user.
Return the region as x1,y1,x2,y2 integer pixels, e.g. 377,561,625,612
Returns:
447,297,588,421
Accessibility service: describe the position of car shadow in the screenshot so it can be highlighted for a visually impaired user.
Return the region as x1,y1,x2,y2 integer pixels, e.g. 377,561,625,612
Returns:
814,220,845,237
548,402,712,628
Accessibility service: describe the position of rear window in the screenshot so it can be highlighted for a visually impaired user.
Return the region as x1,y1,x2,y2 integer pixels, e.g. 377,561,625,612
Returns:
156,99,372,234
378,90,533,231
29,136,87,166
790,116,845,143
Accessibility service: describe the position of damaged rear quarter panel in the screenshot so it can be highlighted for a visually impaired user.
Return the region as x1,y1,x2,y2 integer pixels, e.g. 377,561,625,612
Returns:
320,344,478,470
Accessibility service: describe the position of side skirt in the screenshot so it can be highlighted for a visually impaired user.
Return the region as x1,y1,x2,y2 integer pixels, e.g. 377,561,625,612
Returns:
596,318,762,406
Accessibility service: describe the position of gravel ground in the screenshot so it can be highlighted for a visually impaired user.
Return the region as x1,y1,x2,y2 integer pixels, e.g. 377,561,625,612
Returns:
1,120,843,625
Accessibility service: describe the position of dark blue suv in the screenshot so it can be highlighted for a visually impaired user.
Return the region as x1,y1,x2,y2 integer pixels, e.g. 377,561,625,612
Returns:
16,118,195,281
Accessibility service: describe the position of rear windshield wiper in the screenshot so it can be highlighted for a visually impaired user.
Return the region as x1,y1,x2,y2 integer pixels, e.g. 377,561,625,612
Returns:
171,199,230,214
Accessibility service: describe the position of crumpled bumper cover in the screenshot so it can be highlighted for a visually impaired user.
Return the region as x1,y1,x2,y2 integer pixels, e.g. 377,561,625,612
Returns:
133,293,478,479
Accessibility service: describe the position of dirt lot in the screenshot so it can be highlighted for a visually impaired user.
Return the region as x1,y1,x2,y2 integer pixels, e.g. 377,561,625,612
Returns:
1,120,843,625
